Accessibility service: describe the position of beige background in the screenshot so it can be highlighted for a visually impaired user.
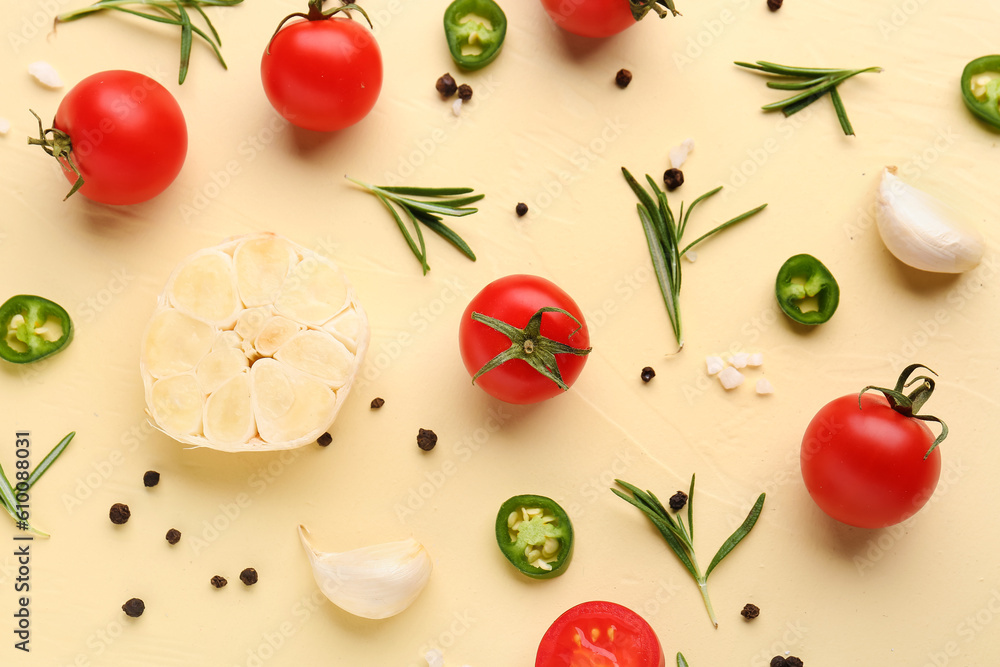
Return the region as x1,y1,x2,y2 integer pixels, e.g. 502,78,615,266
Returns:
1,0,999,665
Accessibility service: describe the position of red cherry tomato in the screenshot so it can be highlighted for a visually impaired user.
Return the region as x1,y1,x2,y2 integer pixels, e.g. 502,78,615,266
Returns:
459,275,590,405
539,0,636,38
535,601,666,667
261,15,383,132
45,70,187,205
801,392,942,529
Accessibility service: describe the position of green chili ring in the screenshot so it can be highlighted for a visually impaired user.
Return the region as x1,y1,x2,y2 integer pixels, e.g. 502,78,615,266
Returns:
0,295,74,364
774,254,840,325
495,494,573,579
961,55,1000,131
444,0,507,71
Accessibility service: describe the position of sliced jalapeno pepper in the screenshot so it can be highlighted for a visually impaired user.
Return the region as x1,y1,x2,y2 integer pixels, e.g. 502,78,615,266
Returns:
443,0,507,71
961,55,1000,130
495,494,572,579
774,254,839,325
0,295,74,363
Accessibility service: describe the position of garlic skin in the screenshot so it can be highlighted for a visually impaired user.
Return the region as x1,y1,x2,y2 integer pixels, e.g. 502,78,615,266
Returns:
875,167,985,273
298,525,432,620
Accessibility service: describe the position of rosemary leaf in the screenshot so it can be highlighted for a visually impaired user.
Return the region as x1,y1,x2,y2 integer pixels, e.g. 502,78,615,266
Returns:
677,653,690,667
704,492,765,579
26,432,75,488
348,176,481,274
830,87,854,136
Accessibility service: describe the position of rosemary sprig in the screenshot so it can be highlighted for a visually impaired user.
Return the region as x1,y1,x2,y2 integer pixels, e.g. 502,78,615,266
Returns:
55,1,244,84
677,654,690,667
0,432,75,537
348,177,482,275
613,475,765,628
622,167,766,351
735,60,882,136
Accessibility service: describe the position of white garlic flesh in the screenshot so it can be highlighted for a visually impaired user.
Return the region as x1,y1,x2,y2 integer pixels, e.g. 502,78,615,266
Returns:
875,167,985,273
139,233,369,451
299,525,432,620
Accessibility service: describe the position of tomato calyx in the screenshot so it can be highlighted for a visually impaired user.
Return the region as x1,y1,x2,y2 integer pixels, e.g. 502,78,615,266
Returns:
267,0,373,53
628,0,682,21
859,363,950,459
27,109,84,200
470,306,592,391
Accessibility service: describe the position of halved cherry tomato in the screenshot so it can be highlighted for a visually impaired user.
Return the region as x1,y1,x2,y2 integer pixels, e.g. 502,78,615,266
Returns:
535,600,665,667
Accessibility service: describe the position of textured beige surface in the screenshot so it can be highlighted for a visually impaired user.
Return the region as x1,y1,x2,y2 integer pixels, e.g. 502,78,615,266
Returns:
1,0,999,665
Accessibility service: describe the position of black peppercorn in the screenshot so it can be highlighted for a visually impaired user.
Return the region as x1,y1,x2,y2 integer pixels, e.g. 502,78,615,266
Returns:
417,428,438,451
110,503,131,525
515,202,529,217
769,658,788,667
615,68,633,88
668,491,688,511
785,658,803,667
210,575,228,589
370,397,385,409
317,432,333,447
640,366,656,383
767,0,783,10
436,73,458,97
143,470,160,487
663,168,684,191
741,603,760,619
165,528,181,545
122,598,145,617
457,84,473,101
240,568,259,586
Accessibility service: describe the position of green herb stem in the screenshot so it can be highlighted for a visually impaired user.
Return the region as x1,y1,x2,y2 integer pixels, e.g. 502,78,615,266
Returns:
735,60,882,136
623,168,766,351
348,176,481,275
0,431,75,537
55,1,243,84
613,475,765,628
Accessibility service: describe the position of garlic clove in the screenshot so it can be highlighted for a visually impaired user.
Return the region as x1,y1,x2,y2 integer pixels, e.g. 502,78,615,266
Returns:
298,525,433,620
875,167,985,273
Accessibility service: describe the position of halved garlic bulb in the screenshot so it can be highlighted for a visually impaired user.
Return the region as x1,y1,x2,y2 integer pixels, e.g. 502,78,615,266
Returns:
875,167,985,273
298,525,432,620
139,233,369,451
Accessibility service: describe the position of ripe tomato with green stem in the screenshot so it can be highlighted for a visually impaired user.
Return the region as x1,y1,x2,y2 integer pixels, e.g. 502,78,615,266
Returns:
459,275,591,404
261,1,382,132
535,600,665,667
28,70,187,205
539,0,680,38
800,364,948,529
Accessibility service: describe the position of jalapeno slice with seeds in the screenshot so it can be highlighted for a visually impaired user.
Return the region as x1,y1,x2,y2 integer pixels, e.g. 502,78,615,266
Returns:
443,0,507,71
495,494,573,579
774,254,840,325
961,55,1000,131
0,295,74,363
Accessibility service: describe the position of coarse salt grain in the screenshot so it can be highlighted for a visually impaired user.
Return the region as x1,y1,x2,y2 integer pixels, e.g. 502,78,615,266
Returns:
28,61,64,89
756,378,774,394
452,99,463,116
669,137,694,168
684,250,697,262
718,366,744,390
747,352,763,367
425,649,444,667
0,118,10,136
705,355,725,375
729,352,749,369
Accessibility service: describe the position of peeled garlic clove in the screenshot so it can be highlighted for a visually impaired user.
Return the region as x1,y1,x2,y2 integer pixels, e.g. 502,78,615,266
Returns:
875,167,985,273
298,525,433,620
139,233,369,452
